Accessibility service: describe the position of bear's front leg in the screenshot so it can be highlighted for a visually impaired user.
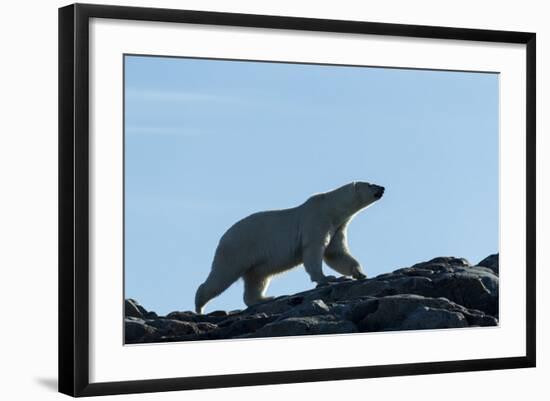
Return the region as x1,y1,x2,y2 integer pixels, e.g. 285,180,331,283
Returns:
324,225,367,280
324,252,366,279
303,245,337,285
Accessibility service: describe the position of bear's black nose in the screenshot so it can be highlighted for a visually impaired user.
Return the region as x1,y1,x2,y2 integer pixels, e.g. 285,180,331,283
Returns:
375,187,385,199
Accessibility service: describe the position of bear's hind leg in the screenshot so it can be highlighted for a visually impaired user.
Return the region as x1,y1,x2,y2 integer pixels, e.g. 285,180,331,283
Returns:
243,270,273,307
195,266,242,314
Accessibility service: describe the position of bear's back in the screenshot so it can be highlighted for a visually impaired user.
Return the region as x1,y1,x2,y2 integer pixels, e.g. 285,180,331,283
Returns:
214,207,302,266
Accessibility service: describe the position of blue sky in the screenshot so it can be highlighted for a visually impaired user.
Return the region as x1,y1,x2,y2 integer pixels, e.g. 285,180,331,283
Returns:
124,55,499,315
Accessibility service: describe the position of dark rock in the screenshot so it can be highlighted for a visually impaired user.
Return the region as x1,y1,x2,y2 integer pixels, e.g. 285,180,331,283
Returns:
244,294,306,315
389,276,435,291
166,311,196,321
125,299,148,318
348,298,380,323
277,299,331,319
243,315,357,338
400,306,468,330
166,311,228,324
207,310,228,317
147,319,201,336
323,301,353,318
218,314,278,338
124,253,499,343
196,322,219,332
335,280,393,300
371,257,499,317
477,254,499,275
430,271,498,316
461,310,498,327
357,295,481,332
468,267,499,293
390,267,435,277
316,276,354,287
325,280,362,300
125,317,157,343
412,256,470,269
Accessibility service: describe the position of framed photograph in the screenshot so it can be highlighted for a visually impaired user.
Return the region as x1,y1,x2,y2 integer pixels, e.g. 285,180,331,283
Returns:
58,3,536,397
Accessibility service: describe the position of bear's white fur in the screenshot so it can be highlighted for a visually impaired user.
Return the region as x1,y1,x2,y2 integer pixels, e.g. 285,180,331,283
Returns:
195,181,385,314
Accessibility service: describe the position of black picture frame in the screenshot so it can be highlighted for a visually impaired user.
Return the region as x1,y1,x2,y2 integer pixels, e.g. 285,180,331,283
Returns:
59,3,536,397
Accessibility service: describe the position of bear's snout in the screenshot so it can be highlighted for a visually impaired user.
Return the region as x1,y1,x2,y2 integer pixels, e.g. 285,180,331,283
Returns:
374,186,385,199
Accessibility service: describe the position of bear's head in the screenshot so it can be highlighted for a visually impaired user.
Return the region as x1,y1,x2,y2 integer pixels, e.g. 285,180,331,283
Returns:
353,181,385,208
323,181,384,220
314,181,385,218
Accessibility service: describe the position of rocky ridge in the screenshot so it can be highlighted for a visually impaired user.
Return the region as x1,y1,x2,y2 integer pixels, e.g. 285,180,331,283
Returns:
125,254,499,343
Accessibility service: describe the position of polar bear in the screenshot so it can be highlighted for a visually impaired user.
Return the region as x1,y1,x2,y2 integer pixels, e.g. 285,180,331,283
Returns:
195,181,385,314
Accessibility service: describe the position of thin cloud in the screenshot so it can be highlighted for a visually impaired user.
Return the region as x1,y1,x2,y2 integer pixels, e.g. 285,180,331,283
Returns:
125,88,238,104
126,197,249,215
125,125,205,137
